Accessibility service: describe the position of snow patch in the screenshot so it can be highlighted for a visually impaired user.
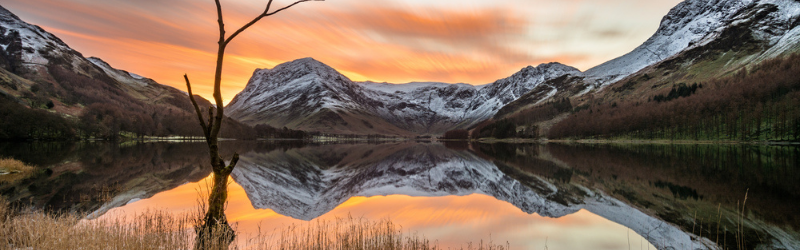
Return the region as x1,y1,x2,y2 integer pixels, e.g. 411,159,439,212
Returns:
128,72,145,80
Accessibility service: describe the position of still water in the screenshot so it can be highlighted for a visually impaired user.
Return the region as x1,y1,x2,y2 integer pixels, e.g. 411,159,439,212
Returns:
1,141,798,249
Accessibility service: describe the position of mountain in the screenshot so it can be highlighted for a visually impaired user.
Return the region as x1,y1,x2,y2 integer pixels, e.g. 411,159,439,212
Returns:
579,0,800,91
228,0,800,136
226,58,582,135
479,0,800,140
0,5,254,140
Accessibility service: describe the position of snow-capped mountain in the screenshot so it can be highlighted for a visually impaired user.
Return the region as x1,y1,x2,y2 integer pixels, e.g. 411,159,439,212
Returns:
584,0,800,87
228,0,800,135
0,4,168,97
490,0,800,120
226,58,582,135
230,143,711,250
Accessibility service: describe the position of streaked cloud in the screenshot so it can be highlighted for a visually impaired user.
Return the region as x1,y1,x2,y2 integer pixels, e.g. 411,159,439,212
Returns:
2,0,682,103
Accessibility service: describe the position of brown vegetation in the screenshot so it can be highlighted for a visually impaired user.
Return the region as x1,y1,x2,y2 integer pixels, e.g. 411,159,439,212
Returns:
0,158,36,184
0,198,194,250
549,54,800,141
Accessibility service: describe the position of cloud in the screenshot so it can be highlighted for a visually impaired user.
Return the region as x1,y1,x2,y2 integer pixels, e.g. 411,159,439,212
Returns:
2,0,682,103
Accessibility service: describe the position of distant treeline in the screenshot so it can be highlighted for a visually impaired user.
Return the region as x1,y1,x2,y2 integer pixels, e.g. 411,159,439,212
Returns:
0,95,75,140
550,54,800,141
254,124,309,139
0,93,260,141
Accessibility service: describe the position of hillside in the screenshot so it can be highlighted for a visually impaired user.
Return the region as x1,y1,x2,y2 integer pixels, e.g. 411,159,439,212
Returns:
480,0,800,141
0,5,253,140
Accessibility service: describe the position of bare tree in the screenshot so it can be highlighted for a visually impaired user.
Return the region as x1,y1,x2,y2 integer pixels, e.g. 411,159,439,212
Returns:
184,0,321,247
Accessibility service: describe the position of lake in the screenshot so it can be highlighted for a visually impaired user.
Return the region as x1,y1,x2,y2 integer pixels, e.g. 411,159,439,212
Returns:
1,141,798,249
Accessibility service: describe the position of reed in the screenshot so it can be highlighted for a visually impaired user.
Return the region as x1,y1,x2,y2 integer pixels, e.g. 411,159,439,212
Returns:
0,198,508,250
239,215,509,250
0,200,194,249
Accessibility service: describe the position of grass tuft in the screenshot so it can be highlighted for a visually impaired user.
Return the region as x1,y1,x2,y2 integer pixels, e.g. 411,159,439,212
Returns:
0,158,37,184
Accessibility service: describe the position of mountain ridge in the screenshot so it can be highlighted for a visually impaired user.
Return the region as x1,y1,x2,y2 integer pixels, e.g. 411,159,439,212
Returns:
227,58,582,135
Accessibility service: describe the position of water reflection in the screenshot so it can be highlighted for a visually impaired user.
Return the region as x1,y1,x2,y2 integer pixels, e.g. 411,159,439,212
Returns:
2,141,798,249
0,141,212,213
492,143,800,250
231,142,701,249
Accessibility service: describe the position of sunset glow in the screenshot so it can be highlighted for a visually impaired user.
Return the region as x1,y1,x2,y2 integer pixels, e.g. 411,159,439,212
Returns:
3,0,681,104
103,175,656,249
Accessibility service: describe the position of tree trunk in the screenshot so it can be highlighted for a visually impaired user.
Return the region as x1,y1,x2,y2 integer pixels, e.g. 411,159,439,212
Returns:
195,166,236,249
186,1,321,248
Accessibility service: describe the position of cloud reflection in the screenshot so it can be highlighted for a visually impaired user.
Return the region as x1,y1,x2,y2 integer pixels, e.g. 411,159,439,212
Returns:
104,175,654,250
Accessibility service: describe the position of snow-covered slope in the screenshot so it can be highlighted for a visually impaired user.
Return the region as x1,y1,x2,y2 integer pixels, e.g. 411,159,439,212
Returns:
0,5,184,99
585,0,800,87
0,5,91,75
88,57,157,89
231,143,710,250
226,58,582,135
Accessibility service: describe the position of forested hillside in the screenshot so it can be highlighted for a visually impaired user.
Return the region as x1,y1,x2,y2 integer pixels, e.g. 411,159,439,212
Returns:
549,54,800,141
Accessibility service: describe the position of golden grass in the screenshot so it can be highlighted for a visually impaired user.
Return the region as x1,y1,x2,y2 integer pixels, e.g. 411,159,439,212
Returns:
241,215,509,250
0,199,194,250
0,198,509,250
0,158,37,184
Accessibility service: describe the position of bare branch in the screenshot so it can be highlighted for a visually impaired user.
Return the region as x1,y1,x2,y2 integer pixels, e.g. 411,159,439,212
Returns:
266,0,322,16
264,0,275,16
226,153,240,173
184,74,210,138
214,0,225,44
224,0,323,45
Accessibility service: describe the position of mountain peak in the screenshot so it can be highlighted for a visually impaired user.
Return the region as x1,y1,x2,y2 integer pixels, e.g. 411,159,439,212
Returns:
275,57,331,71
513,62,581,79
0,5,21,22
532,62,580,72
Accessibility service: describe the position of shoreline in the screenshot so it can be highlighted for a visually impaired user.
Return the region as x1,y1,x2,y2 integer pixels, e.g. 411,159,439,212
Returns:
440,138,800,145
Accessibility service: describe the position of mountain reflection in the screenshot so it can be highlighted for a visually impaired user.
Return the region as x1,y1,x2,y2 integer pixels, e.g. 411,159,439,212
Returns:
232,142,700,250
3,141,797,250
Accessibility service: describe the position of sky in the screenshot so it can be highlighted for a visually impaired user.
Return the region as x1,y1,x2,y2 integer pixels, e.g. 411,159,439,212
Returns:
3,0,683,104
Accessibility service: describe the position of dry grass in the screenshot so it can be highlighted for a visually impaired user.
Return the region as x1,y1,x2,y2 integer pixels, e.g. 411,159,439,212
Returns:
0,198,194,250
0,198,509,250
0,158,37,184
241,215,509,250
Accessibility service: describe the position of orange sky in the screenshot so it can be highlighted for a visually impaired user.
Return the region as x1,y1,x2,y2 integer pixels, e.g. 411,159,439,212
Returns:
3,0,682,104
